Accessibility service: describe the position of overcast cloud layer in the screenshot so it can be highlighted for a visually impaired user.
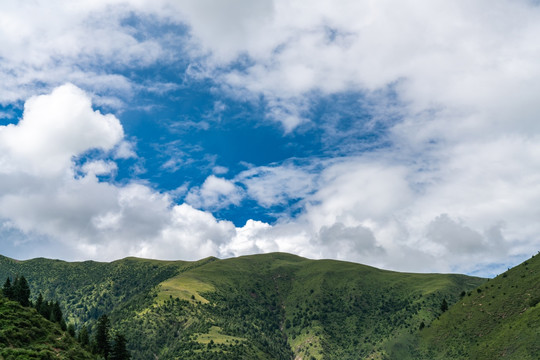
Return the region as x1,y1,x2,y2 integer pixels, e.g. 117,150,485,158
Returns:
1,0,540,276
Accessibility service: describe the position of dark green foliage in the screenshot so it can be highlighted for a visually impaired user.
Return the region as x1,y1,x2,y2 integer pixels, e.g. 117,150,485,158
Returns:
35,292,43,312
14,275,31,307
78,325,90,346
0,252,491,360
110,334,131,360
94,314,111,358
2,277,13,299
0,295,97,359
67,323,76,337
3,276,31,306
440,298,448,313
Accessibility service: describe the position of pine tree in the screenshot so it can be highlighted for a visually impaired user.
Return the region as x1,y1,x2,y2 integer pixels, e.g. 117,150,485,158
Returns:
78,325,90,346
440,298,448,313
41,300,53,319
14,275,31,306
67,323,76,337
35,293,44,313
2,277,14,300
95,314,111,359
109,333,131,360
51,301,63,323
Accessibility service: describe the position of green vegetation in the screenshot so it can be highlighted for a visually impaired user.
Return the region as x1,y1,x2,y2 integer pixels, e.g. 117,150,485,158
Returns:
0,252,486,359
2,251,538,359
2,275,30,306
0,295,96,359
412,253,540,359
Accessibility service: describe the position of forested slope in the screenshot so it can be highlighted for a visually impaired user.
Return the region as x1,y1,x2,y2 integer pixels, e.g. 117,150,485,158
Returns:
0,252,485,359
0,295,96,360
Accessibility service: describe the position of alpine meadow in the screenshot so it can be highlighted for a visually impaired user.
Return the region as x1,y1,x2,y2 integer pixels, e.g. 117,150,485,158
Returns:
1,1,540,359
1,252,539,359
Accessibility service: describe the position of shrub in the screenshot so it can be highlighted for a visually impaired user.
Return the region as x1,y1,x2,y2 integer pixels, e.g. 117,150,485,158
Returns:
529,297,540,308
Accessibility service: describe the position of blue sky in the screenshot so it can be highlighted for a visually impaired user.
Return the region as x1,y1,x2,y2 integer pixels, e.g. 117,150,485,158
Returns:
1,0,540,277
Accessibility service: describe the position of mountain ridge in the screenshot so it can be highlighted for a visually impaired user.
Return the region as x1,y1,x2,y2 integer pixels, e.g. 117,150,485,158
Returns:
0,251,489,359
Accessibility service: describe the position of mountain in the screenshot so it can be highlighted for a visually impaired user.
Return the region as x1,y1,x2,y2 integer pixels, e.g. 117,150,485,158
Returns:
0,295,96,359
0,252,485,359
412,252,540,359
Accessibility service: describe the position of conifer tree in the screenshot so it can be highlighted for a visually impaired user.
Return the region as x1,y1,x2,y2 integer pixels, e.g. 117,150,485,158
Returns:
35,292,44,313
67,323,76,337
40,300,52,319
2,277,13,300
51,301,63,323
440,298,448,313
109,333,131,360
78,325,90,346
95,314,111,359
14,275,31,306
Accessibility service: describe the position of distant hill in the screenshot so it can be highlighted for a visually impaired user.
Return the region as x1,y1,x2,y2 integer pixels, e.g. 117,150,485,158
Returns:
0,252,487,359
0,295,96,359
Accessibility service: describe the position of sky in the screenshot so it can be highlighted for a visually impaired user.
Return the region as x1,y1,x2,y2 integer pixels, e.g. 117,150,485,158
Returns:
1,0,540,277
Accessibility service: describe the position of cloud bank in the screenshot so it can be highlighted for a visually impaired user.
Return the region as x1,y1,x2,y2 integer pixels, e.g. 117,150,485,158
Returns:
1,1,540,276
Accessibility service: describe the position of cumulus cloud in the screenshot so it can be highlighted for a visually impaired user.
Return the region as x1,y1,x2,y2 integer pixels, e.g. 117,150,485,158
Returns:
220,148,540,274
0,84,123,177
0,0,181,104
171,0,540,274
236,163,317,208
186,175,244,210
0,85,234,261
172,1,537,132
2,1,540,276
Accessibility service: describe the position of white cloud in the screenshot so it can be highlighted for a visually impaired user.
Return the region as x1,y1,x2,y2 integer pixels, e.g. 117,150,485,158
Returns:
178,0,540,138
1,1,540,276
113,141,137,159
169,0,540,274
0,85,236,261
0,0,181,104
212,166,229,175
220,146,540,274
0,84,123,177
186,175,244,210
237,164,317,208
82,160,118,176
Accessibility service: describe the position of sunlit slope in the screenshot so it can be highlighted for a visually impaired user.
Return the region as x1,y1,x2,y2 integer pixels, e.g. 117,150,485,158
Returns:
0,255,189,323
0,252,486,360
0,295,96,359
416,253,540,359
152,253,485,359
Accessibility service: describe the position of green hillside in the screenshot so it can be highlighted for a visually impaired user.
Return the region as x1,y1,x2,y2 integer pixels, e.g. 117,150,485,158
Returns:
0,295,96,360
0,252,485,359
413,252,540,359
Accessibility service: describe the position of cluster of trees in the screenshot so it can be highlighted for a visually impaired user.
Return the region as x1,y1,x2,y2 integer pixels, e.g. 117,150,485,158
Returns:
2,275,30,306
93,314,131,360
2,275,68,330
2,275,130,359
35,293,67,329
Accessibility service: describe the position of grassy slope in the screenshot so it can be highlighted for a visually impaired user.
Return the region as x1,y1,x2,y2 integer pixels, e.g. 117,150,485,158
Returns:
0,253,485,360
146,253,484,359
188,253,484,359
0,296,96,360
415,253,540,360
